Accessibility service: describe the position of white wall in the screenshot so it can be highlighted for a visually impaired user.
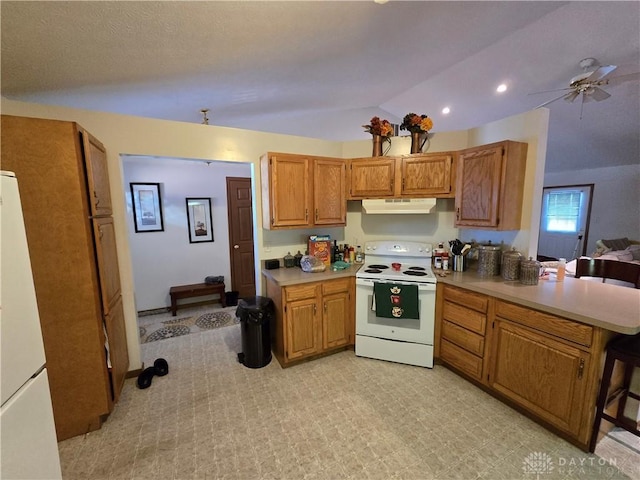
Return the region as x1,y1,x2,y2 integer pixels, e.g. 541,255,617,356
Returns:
123,156,251,311
544,163,640,255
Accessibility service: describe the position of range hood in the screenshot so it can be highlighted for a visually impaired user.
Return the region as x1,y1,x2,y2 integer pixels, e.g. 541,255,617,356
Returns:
362,198,437,214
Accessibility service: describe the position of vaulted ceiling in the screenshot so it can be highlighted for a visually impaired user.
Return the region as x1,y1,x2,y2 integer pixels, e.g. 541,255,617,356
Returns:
2,1,639,173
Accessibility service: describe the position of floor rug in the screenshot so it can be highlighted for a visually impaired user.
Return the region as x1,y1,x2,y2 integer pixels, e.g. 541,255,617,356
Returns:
138,305,239,343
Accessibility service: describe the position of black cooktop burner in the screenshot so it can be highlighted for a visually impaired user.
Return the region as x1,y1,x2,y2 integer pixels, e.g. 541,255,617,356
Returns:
364,269,383,274
403,270,427,276
406,266,426,271
367,264,389,269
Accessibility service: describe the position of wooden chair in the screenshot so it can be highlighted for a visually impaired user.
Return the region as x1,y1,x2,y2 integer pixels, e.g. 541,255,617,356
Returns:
575,258,640,288
589,333,640,452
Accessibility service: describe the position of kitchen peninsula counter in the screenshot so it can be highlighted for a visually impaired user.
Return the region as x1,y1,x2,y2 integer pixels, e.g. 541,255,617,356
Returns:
262,263,362,287
437,272,640,335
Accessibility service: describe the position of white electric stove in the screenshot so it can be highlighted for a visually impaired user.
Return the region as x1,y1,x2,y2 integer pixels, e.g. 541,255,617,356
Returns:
355,240,436,368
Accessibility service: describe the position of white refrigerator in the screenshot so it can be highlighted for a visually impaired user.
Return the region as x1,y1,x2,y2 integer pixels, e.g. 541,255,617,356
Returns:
0,171,62,479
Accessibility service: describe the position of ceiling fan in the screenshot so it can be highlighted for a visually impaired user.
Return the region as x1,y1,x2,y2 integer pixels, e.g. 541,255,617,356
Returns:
531,57,634,118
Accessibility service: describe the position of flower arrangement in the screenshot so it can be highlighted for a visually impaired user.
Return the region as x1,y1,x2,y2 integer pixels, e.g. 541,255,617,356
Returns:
363,116,393,137
400,113,433,134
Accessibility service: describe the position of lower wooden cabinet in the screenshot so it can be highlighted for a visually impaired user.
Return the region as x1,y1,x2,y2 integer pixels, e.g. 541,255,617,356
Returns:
266,277,354,367
489,318,590,437
436,283,611,451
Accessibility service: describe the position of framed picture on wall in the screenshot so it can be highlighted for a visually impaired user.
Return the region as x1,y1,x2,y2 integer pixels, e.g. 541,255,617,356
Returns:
130,182,164,232
186,197,214,243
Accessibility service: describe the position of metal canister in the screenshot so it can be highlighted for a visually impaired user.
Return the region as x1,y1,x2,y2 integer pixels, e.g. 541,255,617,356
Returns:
520,257,541,285
477,244,502,276
501,248,522,281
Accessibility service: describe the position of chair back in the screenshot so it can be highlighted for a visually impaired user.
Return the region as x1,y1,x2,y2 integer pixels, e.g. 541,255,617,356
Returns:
575,258,640,288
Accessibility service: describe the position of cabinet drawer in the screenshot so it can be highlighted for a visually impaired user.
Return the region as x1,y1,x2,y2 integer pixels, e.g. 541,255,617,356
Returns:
285,283,319,302
442,320,485,357
443,285,488,313
495,300,593,347
322,278,350,296
441,339,483,380
443,301,487,335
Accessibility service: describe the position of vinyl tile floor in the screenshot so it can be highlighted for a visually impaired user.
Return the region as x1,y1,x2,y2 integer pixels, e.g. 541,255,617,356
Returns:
58,324,640,479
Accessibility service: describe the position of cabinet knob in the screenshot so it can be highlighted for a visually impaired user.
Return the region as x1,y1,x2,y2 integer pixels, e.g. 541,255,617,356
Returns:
233,245,239,249
94,190,100,207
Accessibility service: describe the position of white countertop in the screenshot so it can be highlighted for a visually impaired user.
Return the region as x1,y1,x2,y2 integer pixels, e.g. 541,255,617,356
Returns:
437,272,640,335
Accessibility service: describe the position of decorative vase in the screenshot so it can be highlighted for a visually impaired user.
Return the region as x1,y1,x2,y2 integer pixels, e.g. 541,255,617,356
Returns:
372,134,383,157
410,131,423,154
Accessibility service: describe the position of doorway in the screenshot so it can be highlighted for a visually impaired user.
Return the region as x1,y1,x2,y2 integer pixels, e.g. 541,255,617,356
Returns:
537,184,593,261
226,177,256,298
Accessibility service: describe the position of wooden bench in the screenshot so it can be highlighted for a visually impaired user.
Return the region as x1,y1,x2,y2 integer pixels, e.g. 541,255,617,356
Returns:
169,282,226,316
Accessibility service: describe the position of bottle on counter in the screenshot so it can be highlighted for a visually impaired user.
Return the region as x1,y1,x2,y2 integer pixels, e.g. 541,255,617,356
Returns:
442,251,449,270
349,246,355,264
355,245,364,264
333,240,338,263
344,244,350,263
294,250,303,267
434,242,444,269
557,257,566,281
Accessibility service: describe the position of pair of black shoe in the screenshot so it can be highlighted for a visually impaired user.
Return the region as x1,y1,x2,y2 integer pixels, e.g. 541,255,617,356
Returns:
137,358,169,389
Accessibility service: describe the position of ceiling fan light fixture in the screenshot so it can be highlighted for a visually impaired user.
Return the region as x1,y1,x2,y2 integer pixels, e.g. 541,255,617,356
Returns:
496,83,507,93
441,106,451,115
563,91,580,103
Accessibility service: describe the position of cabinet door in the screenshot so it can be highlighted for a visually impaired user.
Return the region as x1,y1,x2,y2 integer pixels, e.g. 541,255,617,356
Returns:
267,154,312,228
104,297,129,403
322,291,350,349
286,297,321,360
348,158,396,198
314,158,346,225
455,145,502,227
489,319,590,436
400,154,453,196
81,129,112,217
92,217,122,312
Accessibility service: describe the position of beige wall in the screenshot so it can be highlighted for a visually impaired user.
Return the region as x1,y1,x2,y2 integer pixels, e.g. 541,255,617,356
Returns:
1,98,548,372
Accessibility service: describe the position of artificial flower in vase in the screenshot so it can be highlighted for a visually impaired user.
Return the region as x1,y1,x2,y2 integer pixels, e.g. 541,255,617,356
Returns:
363,116,393,156
400,113,433,154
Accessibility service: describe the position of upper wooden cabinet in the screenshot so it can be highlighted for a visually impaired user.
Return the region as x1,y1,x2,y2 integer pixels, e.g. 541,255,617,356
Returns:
82,129,112,217
399,154,455,197
454,140,527,230
348,157,396,198
347,153,455,199
261,152,346,229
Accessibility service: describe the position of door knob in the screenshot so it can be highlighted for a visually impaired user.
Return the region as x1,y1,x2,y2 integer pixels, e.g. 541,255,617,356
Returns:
233,245,239,249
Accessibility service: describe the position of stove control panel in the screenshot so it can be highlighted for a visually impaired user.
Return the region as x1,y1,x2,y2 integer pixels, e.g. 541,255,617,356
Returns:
364,241,432,258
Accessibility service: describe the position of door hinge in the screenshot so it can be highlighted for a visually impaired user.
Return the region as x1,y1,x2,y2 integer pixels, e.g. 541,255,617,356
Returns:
578,358,585,379
284,305,287,313
492,321,495,329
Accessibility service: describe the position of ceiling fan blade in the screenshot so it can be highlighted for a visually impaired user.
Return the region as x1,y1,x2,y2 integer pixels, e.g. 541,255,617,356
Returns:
590,86,611,102
563,91,580,103
606,72,640,84
534,92,570,109
528,87,574,96
584,65,617,82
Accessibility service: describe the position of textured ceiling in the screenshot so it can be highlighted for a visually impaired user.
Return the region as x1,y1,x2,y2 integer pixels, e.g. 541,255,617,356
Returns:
2,1,639,173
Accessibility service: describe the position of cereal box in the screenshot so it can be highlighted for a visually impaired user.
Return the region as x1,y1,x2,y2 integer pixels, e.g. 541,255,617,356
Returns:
308,235,332,266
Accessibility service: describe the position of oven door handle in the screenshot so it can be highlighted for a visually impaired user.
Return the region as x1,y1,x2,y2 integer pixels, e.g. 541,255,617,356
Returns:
355,278,436,291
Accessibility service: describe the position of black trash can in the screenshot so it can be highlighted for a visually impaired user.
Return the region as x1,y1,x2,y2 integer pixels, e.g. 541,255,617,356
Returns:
236,296,274,368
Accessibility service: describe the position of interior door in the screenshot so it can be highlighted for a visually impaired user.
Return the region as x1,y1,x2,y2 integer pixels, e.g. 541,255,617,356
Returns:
226,177,256,298
538,185,593,260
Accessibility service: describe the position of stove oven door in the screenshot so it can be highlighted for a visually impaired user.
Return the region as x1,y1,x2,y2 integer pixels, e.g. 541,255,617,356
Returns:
355,278,435,344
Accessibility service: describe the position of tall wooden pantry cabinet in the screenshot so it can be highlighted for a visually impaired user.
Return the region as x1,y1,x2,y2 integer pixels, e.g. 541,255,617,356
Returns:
1,115,129,441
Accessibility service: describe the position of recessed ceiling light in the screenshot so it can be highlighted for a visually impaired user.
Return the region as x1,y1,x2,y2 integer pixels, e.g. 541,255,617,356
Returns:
496,84,508,93
374,0,389,4
442,107,451,115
